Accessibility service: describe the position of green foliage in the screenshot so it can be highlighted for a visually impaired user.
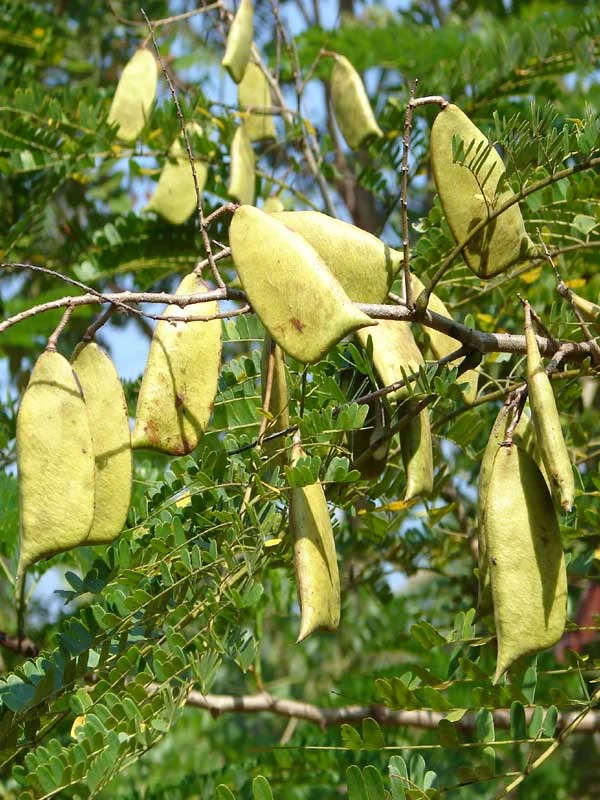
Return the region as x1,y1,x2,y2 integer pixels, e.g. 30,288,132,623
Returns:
0,1,599,799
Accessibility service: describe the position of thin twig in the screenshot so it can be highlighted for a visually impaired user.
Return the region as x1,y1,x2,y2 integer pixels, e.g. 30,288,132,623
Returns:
83,305,115,342
401,80,418,309
46,304,74,350
108,1,221,27
141,8,225,289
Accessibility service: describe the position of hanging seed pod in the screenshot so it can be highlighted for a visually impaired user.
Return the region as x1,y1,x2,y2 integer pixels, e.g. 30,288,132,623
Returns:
357,322,433,499
263,195,285,213
16,351,95,583
132,273,222,455
477,405,541,618
238,62,277,141
222,0,254,83
570,291,600,327
330,53,383,150
399,399,434,501
270,211,401,303
525,307,575,512
71,342,132,545
430,103,534,278
260,334,290,463
228,205,375,363
145,123,208,225
228,126,255,206
412,274,479,404
107,49,157,143
290,439,341,642
483,444,567,682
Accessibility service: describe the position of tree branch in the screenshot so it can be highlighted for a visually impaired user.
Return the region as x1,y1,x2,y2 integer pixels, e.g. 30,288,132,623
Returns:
182,689,600,734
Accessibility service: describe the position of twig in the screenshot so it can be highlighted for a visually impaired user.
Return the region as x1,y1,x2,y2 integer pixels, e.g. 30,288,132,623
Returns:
181,688,600,734
46,304,74,350
108,1,221,27
141,8,225,289
0,631,39,658
401,80,418,309
83,305,115,342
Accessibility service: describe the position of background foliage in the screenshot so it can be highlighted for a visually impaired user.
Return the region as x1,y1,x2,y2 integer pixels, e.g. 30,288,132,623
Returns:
0,0,599,797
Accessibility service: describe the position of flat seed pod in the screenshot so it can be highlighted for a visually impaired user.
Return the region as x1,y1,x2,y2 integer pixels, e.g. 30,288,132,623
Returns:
107,49,157,143
16,350,95,579
431,103,533,278
238,62,277,141
228,126,255,206
412,274,479,404
399,399,434,501
132,273,222,455
260,334,290,463
477,406,539,618
526,315,575,512
290,443,341,642
356,320,423,402
71,342,132,544
271,211,401,303
145,123,208,225
484,445,567,682
222,0,254,83
263,195,285,213
330,54,383,150
570,291,600,327
229,205,375,363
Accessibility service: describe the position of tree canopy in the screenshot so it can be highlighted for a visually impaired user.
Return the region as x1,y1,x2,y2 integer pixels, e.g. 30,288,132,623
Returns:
0,0,599,798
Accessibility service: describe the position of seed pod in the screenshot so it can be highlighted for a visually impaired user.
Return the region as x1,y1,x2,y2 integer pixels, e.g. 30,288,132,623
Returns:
477,406,540,618
228,205,375,363
399,399,434,501
263,195,285,213
238,62,277,141
145,123,208,225
525,309,575,512
290,441,341,642
356,319,423,402
228,126,255,206
71,342,132,544
132,273,222,454
330,54,383,150
412,274,479,404
483,444,567,682
570,291,600,327
270,211,401,303
16,350,95,581
107,49,157,143
260,334,289,463
431,103,534,278
222,0,254,83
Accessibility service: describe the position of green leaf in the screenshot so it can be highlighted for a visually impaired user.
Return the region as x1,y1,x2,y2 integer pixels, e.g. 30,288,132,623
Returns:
389,755,408,800
216,786,237,800
341,723,363,750
510,701,527,740
542,705,559,738
528,705,544,738
363,765,386,799
347,765,368,800
252,775,274,800
361,717,385,749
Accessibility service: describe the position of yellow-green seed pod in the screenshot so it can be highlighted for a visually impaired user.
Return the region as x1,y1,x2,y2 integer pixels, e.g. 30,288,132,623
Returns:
290,441,340,642
271,211,401,303
71,342,132,545
477,406,538,618
330,54,383,150
229,205,375,363
399,399,434,501
222,0,254,83
238,62,277,141
412,274,479,404
132,273,222,455
431,103,534,278
228,126,255,206
570,291,600,327
526,317,575,512
107,49,157,143
145,123,208,225
16,351,95,580
260,334,289,463
483,444,567,682
356,319,423,402
263,195,285,213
